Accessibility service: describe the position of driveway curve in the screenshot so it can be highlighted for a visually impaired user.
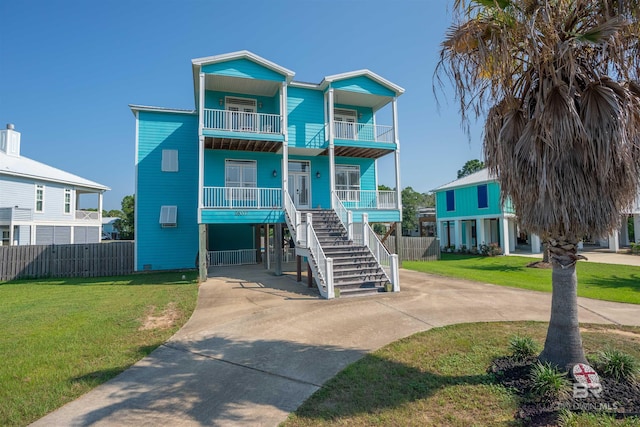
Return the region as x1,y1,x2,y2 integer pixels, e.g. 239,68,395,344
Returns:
32,266,640,426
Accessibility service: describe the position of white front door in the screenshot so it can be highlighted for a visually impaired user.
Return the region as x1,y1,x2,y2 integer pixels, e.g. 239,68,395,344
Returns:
288,161,310,209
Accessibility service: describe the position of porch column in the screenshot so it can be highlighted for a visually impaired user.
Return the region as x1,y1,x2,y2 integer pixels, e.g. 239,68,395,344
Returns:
454,220,462,250
476,218,485,250
8,223,14,246
508,220,516,253
98,192,103,221
265,223,271,270
198,224,207,282
500,216,510,255
254,225,262,263
609,231,619,253
530,233,541,254
635,214,640,243
274,223,283,276
328,87,335,207
281,82,288,199
620,216,629,246
391,97,402,213
465,220,472,248
198,72,205,223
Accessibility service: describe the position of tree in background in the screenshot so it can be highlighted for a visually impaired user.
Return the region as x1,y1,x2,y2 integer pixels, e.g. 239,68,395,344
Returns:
457,159,485,178
114,195,135,240
401,187,434,235
437,0,640,369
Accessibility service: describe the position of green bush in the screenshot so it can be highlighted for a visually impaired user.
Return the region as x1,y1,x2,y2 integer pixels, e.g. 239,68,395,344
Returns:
591,349,639,383
509,335,539,361
631,242,640,255
529,361,571,401
480,242,503,256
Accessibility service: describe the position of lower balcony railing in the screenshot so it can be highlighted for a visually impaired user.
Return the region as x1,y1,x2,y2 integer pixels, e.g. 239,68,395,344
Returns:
336,190,397,209
203,109,282,134
75,210,100,220
333,122,394,143
203,187,282,209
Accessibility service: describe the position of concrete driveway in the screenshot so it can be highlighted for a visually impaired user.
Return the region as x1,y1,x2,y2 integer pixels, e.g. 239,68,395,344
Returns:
32,266,640,426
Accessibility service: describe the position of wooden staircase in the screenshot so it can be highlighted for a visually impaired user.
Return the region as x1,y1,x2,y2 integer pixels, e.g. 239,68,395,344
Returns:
300,209,390,297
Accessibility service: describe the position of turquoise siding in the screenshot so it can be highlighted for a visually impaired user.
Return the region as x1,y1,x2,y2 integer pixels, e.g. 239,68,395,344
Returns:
436,181,504,218
331,75,396,97
201,210,284,224
202,58,285,82
336,157,376,191
205,90,279,115
203,150,282,188
136,111,199,271
287,87,325,149
208,224,255,250
335,104,373,125
354,211,401,223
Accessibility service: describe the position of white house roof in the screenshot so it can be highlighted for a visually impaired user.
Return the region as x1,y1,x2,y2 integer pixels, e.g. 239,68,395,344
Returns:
432,168,495,192
191,50,296,80
0,151,109,191
102,216,119,225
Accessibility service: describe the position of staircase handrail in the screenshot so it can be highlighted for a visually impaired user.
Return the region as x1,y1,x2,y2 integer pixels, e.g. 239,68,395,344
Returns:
283,190,302,246
331,191,353,240
363,220,399,291
306,216,334,298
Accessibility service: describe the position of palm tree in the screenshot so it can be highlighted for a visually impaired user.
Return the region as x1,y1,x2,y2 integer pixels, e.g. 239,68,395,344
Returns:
436,0,640,370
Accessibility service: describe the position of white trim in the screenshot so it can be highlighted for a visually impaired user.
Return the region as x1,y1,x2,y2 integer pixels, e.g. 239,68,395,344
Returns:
321,69,405,95
439,212,517,222
191,50,295,78
129,104,196,116
134,110,139,271
35,184,44,213
289,81,320,89
63,188,72,215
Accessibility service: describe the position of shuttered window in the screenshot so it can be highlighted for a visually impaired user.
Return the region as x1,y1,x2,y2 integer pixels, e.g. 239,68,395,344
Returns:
161,149,179,172
446,190,455,212
159,206,177,227
477,184,488,209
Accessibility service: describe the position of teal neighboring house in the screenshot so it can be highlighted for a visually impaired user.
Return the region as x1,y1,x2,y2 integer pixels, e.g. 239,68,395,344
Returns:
433,168,531,255
130,51,403,298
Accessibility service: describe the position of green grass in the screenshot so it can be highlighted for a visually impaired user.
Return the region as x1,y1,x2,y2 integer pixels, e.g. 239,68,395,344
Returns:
0,272,199,427
283,322,640,427
404,254,640,304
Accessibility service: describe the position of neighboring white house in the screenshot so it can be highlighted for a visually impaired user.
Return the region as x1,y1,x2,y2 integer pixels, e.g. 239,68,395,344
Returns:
0,124,110,246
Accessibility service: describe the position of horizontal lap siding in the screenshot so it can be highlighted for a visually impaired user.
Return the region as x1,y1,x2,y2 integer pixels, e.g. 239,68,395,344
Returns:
136,111,199,271
201,209,284,224
204,91,279,115
204,150,282,188
287,87,325,149
331,75,396,97
202,59,285,81
435,182,504,218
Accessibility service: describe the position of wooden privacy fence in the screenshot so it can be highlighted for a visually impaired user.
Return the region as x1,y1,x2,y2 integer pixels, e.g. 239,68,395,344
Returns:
385,236,441,262
0,242,134,281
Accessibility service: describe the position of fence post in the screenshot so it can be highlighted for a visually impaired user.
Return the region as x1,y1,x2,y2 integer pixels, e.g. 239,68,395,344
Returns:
362,213,369,247
326,257,335,299
390,254,400,292
347,211,353,240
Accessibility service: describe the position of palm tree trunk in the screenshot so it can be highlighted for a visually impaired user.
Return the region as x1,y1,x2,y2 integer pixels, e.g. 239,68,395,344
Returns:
539,239,587,370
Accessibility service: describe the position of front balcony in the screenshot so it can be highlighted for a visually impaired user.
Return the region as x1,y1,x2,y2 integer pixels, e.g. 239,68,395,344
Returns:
337,190,398,209
203,109,282,135
202,186,282,209
333,122,394,143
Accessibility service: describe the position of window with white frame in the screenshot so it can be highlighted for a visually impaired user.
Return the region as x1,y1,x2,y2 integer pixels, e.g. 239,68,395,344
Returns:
334,108,357,140
225,160,257,201
64,188,72,214
159,205,177,227
161,149,179,172
226,97,257,131
335,165,360,202
35,185,44,212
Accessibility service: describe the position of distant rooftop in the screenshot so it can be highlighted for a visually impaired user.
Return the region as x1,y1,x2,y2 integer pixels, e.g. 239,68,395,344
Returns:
432,168,495,192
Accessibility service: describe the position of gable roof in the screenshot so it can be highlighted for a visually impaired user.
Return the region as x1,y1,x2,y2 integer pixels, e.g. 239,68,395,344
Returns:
191,50,295,80
0,151,109,191
321,69,405,96
432,168,495,192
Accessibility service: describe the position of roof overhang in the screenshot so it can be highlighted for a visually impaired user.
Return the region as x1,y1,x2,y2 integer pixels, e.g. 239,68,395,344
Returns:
129,104,197,117
320,69,404,111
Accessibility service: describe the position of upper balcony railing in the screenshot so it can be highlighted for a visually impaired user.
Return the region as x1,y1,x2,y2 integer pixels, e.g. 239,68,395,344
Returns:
333,122,394,143
203,186,282,209
75,210,100,221
336,190,398,209
203,109,282,134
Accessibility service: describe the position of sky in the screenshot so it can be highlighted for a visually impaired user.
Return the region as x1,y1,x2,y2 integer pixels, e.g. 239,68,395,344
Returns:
0,0,484,211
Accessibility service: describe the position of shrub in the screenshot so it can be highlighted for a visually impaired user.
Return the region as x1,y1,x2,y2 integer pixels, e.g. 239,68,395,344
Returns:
591,349,639,383
631,242,640,255
509,335,539,361
480,242,503,257
529,361,571,401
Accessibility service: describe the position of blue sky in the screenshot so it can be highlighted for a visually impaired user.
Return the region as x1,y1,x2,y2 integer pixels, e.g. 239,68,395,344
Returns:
0,0,483,211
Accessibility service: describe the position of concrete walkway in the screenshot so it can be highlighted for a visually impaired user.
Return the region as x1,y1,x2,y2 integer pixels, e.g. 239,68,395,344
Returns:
512,247,640,267
32,267,640,427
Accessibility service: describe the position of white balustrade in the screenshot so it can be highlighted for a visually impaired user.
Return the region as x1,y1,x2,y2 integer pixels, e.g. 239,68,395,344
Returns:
202,187,281,209
207,249,256,266
336,190,397,209
203,109,281,134
333,121,394,143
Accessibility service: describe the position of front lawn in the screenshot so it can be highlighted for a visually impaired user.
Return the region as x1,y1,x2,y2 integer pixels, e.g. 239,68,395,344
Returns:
404,254,640,304
0,272,199,427
284,322,640,426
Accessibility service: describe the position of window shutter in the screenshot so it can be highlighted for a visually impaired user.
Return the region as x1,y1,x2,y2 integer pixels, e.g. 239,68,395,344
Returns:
161,150,179,172
159,206,178,227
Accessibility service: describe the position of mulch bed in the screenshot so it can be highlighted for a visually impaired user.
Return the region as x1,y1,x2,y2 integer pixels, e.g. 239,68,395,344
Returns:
489,356,640,426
